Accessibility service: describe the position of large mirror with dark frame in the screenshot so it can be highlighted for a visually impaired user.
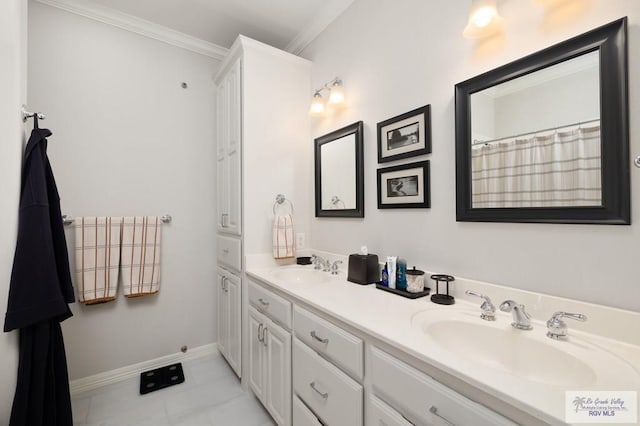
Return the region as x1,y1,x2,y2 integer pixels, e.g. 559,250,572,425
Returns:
455,18,629,224
315,121,364,218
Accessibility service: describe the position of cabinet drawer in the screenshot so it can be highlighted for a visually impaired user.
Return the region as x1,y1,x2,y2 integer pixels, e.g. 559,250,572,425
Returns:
293,305,363,381
248,279,292,330
369,347,516,426
366,394,413,426
293,395,322,426
217,235,241,272
293,338,362,425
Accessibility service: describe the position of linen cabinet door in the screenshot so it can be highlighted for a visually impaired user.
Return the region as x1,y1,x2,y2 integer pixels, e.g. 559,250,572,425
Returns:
248,306,267,404
216,269,228,358
265,320,292,426
225,271,242,377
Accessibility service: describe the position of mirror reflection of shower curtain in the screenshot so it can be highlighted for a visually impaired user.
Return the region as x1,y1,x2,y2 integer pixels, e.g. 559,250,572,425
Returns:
472,126,601,208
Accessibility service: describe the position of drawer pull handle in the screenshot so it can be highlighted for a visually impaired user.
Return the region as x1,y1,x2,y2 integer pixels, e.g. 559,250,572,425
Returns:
258,298,270,307
222,248,229,254
310,330,329,344
429,406,455,426
309,381,328,399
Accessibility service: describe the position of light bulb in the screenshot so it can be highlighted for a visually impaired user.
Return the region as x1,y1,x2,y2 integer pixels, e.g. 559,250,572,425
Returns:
309,92,325,116
328,80,345,104
463,0,503,39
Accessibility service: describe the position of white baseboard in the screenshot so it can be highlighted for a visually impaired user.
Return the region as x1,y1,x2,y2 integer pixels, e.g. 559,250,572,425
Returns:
70,343,219,396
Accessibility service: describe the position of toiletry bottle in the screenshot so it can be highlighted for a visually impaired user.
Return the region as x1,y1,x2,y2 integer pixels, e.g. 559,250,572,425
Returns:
397,257,407,290
381,263,388,287
387,256,397,289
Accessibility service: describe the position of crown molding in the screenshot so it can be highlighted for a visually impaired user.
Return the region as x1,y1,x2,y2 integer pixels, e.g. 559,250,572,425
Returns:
35,0,228,60
285,0,355,55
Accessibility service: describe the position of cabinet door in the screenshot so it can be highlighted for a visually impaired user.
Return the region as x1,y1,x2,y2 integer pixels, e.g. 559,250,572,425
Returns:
225,272,242,377
216,58,242,236
216,269,228,357
265,320,292,426
248,306,267,405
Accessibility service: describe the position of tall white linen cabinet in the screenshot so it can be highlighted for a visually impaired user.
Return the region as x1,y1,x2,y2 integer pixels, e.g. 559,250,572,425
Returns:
214,34,312,423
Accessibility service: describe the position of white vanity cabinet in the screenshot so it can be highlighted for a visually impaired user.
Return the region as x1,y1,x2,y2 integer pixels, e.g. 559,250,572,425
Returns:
368,346,517,426
248,282,292,426
216,267,241,377
292,305,364,424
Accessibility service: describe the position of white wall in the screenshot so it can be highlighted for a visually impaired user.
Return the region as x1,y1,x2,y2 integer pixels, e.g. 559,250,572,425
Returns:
303,0,640,312
28,2,220,379
0,0,27,418
242,43,312,255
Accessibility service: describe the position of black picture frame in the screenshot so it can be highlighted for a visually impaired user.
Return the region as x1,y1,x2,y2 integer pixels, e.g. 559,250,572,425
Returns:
377,161,430,209
377,105,432,163
314,121,364,218
455,18,629,224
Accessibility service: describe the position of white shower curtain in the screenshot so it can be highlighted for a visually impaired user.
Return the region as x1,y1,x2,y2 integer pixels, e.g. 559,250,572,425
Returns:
471,125,601,208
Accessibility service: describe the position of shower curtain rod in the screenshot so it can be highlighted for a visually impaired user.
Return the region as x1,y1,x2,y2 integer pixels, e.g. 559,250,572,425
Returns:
472,118,600,146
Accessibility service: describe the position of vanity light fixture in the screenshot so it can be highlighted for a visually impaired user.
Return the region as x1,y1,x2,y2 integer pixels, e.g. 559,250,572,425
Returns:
463,0,504,39
308,77,345,116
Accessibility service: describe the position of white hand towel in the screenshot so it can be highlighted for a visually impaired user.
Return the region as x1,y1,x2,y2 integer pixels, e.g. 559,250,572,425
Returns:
74,217,122,304
273,213,294,259
121,216,162,297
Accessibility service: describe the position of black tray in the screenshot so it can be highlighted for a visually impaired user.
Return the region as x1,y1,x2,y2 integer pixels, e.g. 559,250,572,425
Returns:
376,284,431,299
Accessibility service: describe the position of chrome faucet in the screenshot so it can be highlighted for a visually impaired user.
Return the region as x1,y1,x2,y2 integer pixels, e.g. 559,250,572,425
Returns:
330,260,343,275
311,255,324,270
499,300,533,330
465,290,496,321
546,311,587,340
322,259,331,272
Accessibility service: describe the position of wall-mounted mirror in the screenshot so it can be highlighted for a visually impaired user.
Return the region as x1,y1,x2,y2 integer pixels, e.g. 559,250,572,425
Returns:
455,18,629,224
315,121,364,217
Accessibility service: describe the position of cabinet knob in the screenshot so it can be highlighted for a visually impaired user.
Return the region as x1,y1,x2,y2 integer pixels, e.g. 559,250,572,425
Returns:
258,298,270,307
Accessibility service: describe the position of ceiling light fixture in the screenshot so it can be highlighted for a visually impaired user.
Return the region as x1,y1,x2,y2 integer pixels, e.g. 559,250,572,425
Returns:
309,77,345,116
463,0,504,39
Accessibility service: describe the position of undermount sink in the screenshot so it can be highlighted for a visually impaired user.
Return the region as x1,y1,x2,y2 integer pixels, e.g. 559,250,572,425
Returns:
411,309,638,387
271,267,332,285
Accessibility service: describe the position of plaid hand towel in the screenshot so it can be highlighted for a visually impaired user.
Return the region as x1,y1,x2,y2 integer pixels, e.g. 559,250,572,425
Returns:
121,216,162,297
273,213,294,259
75,217,122,304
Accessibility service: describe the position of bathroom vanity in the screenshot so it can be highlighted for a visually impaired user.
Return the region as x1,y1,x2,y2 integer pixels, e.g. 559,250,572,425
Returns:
244,255,640,426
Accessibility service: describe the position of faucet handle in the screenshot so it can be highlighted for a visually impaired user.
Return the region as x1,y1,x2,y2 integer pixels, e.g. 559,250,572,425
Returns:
330,260,343,275
465,290,496,321
547,311,587,340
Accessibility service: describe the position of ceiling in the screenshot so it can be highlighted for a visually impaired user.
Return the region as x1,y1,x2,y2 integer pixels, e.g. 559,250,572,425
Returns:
39,0,355,55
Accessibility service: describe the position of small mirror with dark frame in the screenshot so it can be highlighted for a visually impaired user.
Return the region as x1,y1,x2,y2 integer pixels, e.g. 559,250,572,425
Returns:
455,18,629,224
315,121,364,218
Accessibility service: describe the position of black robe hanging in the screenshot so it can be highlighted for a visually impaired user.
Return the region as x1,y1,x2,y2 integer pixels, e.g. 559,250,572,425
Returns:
4,117,75,426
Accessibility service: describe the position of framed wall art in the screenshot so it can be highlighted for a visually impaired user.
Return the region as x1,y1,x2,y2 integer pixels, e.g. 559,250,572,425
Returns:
377,160,430,209
377,105,431,163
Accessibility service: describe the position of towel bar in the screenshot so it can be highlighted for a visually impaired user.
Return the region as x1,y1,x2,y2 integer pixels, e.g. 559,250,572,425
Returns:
273,194,294,214
62,214,173,226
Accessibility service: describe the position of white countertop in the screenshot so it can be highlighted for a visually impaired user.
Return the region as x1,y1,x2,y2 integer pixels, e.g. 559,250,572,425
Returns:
246,260,640,425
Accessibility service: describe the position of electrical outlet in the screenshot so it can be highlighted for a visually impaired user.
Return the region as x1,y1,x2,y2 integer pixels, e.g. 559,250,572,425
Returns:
296,233,305,249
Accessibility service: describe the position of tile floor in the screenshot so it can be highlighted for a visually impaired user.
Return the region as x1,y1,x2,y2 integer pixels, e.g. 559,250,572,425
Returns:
72,352,275,426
